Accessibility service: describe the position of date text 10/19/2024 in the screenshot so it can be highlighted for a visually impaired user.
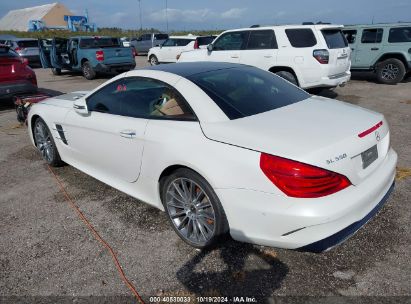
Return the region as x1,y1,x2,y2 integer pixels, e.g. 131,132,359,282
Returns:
149,296,257,303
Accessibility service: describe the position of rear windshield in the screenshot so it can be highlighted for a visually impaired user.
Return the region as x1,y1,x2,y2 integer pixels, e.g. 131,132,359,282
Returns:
322,29,348,49
388,27,411,43
197,36,215,46
154,34,169,40
79,38,120,49
285,29,317,48
0,47,18,57
17,40,38,48
188,67,310,120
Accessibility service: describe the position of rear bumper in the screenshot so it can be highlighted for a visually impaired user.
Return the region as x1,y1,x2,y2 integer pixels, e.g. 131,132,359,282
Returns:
305,72,351,89
299,181,395,252
0,81,37,99
94,62,136,73
217,148,397,251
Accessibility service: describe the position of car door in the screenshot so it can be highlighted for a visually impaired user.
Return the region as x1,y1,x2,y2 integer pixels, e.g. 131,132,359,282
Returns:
240,30,278,70
158,38,179,62
63,77,152,183
206,31,249,63
353,28,384,68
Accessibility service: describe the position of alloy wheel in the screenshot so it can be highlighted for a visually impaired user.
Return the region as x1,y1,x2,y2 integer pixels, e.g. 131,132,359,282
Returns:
165,178,216,245
381,63,399,81
34,121,54,163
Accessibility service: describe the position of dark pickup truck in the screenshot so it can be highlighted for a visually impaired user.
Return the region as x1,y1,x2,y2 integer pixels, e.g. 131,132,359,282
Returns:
39,36,136,79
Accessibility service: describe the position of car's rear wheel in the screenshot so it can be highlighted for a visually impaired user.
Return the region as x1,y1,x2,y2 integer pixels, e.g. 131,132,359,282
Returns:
376,58,406,84
161,168,228,249
33,117,63,167
275,71,298,86
51,68,61,75
82,61,96,80
149,55,159,66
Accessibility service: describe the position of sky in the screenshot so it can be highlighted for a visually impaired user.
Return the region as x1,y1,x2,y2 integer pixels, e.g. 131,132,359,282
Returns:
0,0,410,31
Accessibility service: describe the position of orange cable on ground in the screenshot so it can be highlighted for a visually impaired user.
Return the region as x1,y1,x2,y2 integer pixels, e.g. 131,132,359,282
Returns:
47,165,145,304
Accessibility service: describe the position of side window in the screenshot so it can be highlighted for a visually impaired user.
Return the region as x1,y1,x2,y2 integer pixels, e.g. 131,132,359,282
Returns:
388,27,411,43
162,39,176,47
213,31,249,51
343,30,357,44
87,77,196,120
361,29,383,43
246,30,278,49
176,39,194,46
285,29,317,48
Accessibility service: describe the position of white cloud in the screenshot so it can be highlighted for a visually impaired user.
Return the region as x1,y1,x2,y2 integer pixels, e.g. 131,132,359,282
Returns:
149,8,212,23
220,8,247,19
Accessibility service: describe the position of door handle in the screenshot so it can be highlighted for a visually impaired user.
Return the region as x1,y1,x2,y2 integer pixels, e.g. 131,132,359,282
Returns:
264,55,273,58
371,47,379,51
120,130,136,138
230,55,239,59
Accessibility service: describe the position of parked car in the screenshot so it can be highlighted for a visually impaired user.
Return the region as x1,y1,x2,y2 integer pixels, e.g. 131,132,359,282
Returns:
27,62,396,252
130,33,169,54
343,23,411,84
2,37,40,67
148,35,217,65
178,24,351,90
0,45,37,100
39,36,136,80
147,35,197,65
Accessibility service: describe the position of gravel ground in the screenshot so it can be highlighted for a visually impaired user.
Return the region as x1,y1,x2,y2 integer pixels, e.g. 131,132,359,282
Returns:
0,57,410,303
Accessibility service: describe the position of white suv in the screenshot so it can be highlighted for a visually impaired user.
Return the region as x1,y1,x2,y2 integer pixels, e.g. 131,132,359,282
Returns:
178,24,351,89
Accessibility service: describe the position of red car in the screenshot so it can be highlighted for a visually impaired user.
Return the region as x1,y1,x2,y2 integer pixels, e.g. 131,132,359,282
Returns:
0,45,37,100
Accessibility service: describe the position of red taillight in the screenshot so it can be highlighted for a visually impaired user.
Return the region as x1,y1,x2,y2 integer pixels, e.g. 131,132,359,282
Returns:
14,47,22,52
194,40,199,49
358,121,383,138
96,50,104,61
260,153,351,198
313,49,329,64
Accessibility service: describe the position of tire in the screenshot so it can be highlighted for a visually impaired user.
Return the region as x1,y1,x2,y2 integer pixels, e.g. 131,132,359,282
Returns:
275,70,298,86
149,55,159,66
160,168,229,249
51,68,61,75
376,58,406,84
33,117,63,167
82,61,96,80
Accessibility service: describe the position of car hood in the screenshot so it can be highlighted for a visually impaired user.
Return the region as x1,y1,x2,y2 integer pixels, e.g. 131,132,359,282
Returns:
201,96,389,185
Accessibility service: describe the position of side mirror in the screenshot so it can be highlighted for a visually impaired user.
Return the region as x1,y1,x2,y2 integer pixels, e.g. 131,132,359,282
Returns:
207,44,213,52
73,99,88,115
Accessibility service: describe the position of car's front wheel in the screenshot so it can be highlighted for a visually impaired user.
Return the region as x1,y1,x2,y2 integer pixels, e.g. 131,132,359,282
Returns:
149,55,159,66
161,168,229,249
33,117,63,167
376,58,406,84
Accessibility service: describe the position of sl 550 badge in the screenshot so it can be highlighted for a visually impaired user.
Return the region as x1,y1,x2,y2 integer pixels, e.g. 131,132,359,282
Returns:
326,153,347,165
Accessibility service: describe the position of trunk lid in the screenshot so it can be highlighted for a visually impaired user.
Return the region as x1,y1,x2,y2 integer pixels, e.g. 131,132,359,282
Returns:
201,96,389,185
0,57,25,81
101,47,134,64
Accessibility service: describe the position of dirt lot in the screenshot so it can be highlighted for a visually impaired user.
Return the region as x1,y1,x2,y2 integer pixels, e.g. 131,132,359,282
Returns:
1,57,410,303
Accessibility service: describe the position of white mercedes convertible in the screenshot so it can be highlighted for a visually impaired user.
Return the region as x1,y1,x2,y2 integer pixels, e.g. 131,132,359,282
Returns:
28,62,397,252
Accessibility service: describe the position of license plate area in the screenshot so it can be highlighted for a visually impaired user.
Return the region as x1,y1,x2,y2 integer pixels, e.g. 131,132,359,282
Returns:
361,145,378,169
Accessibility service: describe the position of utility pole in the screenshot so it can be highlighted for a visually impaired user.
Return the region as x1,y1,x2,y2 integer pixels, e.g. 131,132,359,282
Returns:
138,0,143,31
165,0,169,32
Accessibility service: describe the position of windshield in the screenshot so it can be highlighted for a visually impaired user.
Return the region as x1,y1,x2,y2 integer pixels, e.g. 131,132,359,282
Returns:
79,38,120,49
322,29,348,49
188,67,310,120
